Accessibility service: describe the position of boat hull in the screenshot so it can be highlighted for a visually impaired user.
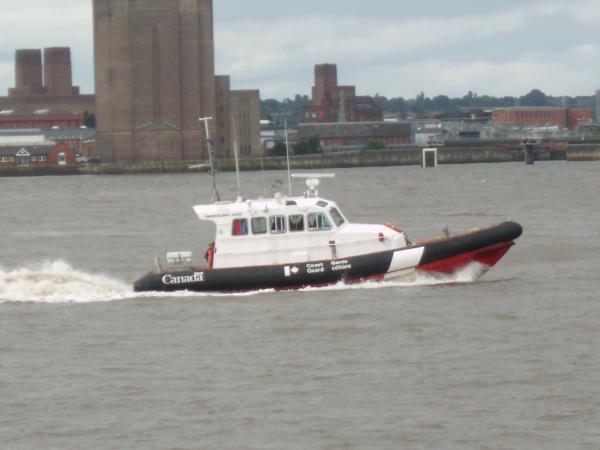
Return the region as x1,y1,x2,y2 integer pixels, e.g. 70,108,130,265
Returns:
133,221,522,293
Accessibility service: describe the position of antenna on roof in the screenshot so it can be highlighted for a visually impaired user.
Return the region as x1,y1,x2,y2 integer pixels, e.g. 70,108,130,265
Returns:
284,117,292,196
231,115,242,200
272,113,293,196
291,173,335,198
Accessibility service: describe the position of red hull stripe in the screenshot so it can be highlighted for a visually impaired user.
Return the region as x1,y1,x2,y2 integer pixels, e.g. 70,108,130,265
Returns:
416,241,514,274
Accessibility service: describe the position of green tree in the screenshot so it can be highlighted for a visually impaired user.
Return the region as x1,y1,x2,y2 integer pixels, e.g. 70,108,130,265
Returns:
519,89,548,107
269,141,287,157
366,139,385,150
293,135,321,155
260,95,311,125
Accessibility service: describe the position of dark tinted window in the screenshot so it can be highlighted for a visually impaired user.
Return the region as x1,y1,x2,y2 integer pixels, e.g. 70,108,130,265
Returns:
308,212,331,231
269,216,286,234
251,217,267,234
329,208,345,226
289,214,305,232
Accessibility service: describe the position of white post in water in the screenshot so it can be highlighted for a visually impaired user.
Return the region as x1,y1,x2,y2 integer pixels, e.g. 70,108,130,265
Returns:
422,147,438,168
199,116,220,202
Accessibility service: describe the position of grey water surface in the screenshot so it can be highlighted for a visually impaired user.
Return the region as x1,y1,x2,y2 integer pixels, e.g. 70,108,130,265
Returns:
1,163,599,449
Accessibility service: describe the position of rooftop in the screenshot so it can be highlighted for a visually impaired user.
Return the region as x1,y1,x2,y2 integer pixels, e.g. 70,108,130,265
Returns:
0,107,75,116
298,121,411,139
0,144,54,157
0,128,95,140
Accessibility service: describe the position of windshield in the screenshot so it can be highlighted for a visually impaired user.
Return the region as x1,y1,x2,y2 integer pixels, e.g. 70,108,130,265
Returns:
329,207,345,227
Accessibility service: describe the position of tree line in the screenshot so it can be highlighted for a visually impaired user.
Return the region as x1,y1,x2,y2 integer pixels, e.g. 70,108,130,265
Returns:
261,90,594,123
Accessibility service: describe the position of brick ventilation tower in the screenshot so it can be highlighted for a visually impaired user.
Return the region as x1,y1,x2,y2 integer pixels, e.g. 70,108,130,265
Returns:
9,49,44,96
93,0,217,163
44,47,79,95
303,63,382,123
312,64,342,107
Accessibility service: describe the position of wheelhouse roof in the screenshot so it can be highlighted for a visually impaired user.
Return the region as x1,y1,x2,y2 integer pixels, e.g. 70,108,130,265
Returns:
194,196,337,221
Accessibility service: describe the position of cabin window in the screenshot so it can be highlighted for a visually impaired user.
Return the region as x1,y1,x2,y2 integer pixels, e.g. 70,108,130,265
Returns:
317,201,328,208
308,212,331,231
269,216,286,234
251,217,267,234
288,214,305,232
329,208,345,226
231,218,249,236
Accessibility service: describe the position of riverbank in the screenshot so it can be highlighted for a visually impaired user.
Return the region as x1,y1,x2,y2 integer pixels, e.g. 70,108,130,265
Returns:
2,144,599,176
0,166,79,177
77,144,600,175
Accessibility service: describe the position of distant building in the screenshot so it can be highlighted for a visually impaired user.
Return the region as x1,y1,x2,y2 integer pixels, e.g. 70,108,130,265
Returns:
0,48,95,115
260,121,289,154
567,108,593,129
595,90,600,122
298,122,411,150
0,128,95,160
302,64,383,124
0,108,84,129
215,76,261,157
456,108,492,123
413,121,444,146
0,141,75,169
491,107,592,130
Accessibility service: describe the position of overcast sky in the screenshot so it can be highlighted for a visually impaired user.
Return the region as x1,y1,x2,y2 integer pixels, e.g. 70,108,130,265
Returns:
1,0,599,100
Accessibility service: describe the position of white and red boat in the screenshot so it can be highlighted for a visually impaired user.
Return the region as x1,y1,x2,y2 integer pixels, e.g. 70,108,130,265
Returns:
134,174,522,293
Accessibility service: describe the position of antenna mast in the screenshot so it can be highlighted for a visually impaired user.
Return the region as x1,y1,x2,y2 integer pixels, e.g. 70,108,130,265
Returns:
273,113,293,196
284,117,292,196
199,116,220,202
231,116,242,200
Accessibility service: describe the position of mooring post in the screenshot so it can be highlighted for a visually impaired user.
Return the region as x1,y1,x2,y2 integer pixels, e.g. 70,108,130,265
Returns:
521,138,538,165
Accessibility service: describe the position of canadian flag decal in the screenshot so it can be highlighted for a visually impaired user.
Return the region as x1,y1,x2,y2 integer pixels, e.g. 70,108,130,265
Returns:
284,266,299,277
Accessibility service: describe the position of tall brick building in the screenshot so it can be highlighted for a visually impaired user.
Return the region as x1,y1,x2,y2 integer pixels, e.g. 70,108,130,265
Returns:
9,50,44,96
93,0,260,163
0,48,94,115
215,76,261,158
302,64,383,124
44,48,80,95
93,0,216,162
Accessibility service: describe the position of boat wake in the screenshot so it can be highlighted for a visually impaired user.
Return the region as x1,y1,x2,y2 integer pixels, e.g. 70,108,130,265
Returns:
0,261,133,304
0,260,488,305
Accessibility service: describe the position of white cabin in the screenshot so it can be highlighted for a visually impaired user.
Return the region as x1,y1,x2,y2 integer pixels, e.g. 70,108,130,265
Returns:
194,194,408,269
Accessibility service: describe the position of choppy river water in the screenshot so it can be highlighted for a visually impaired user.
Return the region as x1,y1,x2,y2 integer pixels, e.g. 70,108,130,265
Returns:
1,163,599,449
